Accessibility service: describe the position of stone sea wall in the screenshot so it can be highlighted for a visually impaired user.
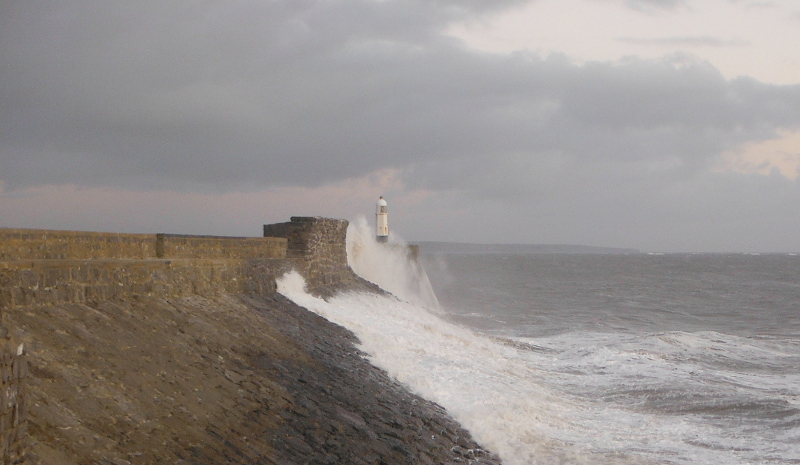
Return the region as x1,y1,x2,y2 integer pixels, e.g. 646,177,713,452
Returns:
0,217,359,464
285,217,351,286
155,234,286,260
1,217,501,464
0,342,26,465
0,230,157,261
0,217,355,311
0,259,292,309
0,229,287,262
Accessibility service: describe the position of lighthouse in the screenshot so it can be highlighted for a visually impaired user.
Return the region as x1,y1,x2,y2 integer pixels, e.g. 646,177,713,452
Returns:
376,196,389,243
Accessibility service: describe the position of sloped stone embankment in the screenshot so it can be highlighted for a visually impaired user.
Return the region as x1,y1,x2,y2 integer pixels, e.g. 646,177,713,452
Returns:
8,290,500,464
0,217,501,464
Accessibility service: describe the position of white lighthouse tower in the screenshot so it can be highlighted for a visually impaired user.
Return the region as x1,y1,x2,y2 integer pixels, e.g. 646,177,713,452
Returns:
376,196,389,243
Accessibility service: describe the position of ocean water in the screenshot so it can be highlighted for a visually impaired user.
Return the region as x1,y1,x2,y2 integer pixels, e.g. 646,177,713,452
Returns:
277,222,800,465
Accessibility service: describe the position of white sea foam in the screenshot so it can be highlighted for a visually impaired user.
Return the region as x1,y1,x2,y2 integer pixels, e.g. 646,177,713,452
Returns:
278,270,603,465
277,241,800,465
345,217,439,309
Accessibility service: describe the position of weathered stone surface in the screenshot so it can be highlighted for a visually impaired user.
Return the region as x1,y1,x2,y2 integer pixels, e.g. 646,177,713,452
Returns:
0,229,287,262
263,222,292,239
0,340,27,464
0,217,501,464
0,218,366,309
282,217,356,288
5,292,500,465
0,258,299,309
0,230,157,261
155,234,286,260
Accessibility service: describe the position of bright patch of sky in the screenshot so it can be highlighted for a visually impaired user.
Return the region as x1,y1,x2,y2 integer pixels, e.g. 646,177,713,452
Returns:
447,0,800,85
720,129,800,179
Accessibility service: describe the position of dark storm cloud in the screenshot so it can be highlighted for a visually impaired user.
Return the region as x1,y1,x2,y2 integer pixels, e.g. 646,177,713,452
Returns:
0,0,525,191
406,54,800,190
1,0,799,198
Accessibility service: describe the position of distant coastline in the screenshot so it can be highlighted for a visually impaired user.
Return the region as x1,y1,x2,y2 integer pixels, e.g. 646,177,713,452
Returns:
416,241,641,255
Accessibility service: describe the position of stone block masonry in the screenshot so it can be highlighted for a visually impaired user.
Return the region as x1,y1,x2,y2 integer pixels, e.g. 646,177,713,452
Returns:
0,343,26,465
155,234,286,259
0,230,156,261
278,217,353,286
0,229,287,261
262,221,291,239
0,259,293,309
0,216,361,464
0,217,356,308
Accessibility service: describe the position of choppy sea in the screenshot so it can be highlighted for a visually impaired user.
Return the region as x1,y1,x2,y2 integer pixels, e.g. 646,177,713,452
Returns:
278,220,800,465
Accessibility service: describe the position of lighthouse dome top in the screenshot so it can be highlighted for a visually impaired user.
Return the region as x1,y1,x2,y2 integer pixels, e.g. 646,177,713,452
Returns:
377,197,387,207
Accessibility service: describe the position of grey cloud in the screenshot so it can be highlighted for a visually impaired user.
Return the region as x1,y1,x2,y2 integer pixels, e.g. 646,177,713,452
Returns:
2,0,800,251
405,153,800,252
617,36,750,47
4,0,540,190
428,0,535,15
4,1,797,189
621,0,686,12
728,1,779,9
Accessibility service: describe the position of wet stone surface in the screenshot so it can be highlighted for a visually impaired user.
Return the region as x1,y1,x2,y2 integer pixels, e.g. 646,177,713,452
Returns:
7,289,501,464
243,294,502,465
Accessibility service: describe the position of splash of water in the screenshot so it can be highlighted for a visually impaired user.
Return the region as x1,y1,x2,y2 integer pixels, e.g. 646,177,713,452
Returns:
346,217,439,309
276,270,631,465
277,249,800,465
278,221,657,464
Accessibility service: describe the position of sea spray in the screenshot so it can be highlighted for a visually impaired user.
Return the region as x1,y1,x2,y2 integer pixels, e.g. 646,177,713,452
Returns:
277,270,647,465
277,228,652,464
345,217,439,309
277,240,800,464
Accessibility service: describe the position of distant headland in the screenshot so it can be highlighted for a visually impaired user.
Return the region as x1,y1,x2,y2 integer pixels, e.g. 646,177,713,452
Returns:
416,241,641,255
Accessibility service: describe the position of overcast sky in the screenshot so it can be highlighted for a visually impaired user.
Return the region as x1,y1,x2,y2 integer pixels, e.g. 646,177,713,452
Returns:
2,0,799,252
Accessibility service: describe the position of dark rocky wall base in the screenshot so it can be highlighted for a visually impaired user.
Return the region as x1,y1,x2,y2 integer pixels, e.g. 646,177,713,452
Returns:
5,293,499,465
243,294,500,465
